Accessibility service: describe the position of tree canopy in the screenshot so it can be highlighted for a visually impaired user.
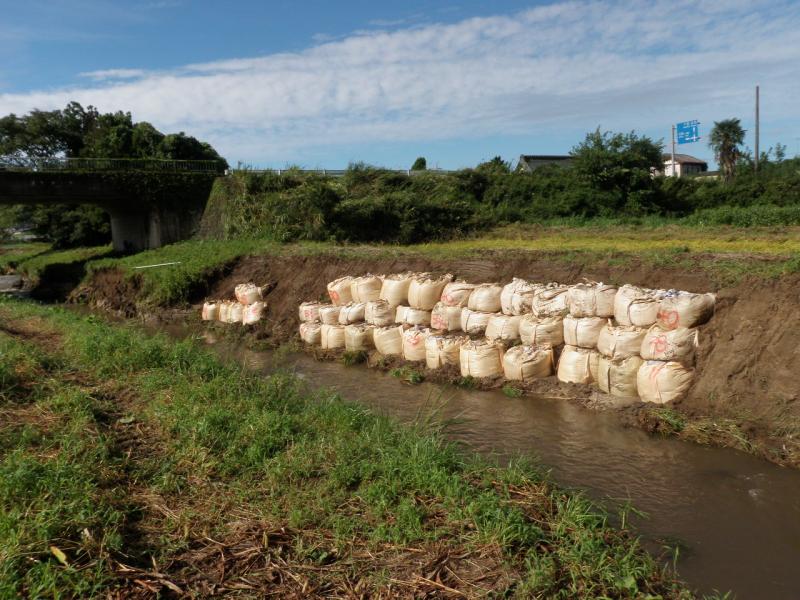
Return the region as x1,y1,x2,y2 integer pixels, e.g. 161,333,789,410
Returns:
709,118,745,182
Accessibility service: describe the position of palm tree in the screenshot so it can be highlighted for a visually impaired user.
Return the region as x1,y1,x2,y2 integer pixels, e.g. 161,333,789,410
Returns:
709,118,745,182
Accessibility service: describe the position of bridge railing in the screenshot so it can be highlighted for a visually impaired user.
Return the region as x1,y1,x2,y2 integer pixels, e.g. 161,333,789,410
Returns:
0,156,226,173
235,168,456,177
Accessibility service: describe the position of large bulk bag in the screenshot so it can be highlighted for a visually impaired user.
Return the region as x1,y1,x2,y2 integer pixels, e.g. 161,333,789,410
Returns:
320,324,346,349
345,323,375,351
460,308,492,335
350,274,383,303
299,322,321,345
501,278,539,316
637,360,694,404
319,305,342,325
217,301,231,323
557,345,599,384
431,302,462,331
597,323,646,360
597,355,643,397
327,276,354,306
402,327,430,362
614,285,663,327
298,301,324,323
468,283,503,313
484,314,521,342
228,303,245,324
338,302,366,325
242,301,266,325
567,282,617,318
408,274,453,310
440,281,476,307
425,335,468,369
380,272,414,306
373,326,404,356
657,291,716,330
640,325,698,365
519,315,564,347
502,344,554,381
365,300,395,327
459,340,504,378
562,315,605,349
201,301,219,321
531,285,570,317
395,305,431,326
235,283,262,305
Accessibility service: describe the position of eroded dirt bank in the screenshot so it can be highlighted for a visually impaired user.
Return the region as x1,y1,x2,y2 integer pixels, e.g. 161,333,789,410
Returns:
78,250,800,467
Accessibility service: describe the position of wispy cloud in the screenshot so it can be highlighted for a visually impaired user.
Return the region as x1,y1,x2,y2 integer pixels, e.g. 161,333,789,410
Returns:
1,0,798,164
79,68,147,81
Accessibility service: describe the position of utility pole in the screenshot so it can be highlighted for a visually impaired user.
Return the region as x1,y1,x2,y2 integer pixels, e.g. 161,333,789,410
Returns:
671,124,677,177
755,84,760,172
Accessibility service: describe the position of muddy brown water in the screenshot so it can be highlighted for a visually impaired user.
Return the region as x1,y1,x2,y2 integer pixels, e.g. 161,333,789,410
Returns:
145,321,800,599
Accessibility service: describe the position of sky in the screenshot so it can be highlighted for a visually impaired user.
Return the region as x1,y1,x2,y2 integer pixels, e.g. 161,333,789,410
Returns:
1,0,799,169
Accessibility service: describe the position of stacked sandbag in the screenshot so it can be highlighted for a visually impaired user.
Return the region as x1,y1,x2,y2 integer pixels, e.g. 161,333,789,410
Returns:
373,325,404,356
365,300,396,327
320,324,345,349
431,302,462,331
319,305,342,325
484,314,521,342
408,273,453,311
519,314,564,347
614,285,664,327
217,301,232,323
640,325,698,365
299,322,322,345
327,276,354,306
562,315,605,349
440,281,476,308
235,283,262,305
637,361,694,403
338,302,366,325
460,307,493,335
402,327,430,362
351,274,383,303
242,301,266,325
567,282,617,318
380,272,415,306
531,285,571,317
459,340,504,378
657,290,716,330
425,334,468,369
468,283,503,313
395,305,432,326
501,278,540,316
597,355,643,397
228,302,245,324
345,323,375,351
201,301,219,321
502,344,554,381
597,323,646,360
557,345,600,384
298,301,324,323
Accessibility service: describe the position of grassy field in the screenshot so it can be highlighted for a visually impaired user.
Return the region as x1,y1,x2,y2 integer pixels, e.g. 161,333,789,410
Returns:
0,243,112,283
0,299,707,598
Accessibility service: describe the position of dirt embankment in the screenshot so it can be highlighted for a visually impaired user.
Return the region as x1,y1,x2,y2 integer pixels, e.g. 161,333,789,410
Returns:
81,251,800,467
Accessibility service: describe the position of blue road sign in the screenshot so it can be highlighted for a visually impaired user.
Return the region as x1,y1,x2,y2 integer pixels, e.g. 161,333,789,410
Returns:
677,120,701,144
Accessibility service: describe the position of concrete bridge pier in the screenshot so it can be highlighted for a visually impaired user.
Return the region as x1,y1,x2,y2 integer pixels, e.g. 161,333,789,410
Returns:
108,205,204,252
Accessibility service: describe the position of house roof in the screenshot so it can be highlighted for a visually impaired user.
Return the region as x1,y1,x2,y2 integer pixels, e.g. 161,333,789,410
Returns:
662,153,708,165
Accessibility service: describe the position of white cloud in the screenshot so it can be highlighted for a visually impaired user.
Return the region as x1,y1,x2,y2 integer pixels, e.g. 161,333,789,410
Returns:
1,0,799,164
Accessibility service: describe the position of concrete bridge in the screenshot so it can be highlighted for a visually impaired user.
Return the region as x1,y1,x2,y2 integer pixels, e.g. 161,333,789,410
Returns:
0,157,224,252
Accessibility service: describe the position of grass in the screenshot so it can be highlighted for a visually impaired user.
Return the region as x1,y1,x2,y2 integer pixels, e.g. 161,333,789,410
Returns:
0,242,51,272
0,298,706,598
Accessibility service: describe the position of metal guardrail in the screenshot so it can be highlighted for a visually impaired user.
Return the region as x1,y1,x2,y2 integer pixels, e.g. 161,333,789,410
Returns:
0,156,226,173
234,168,456,177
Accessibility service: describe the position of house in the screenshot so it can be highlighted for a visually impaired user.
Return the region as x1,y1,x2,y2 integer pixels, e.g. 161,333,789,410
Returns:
517,154,573,173
661,153,708,177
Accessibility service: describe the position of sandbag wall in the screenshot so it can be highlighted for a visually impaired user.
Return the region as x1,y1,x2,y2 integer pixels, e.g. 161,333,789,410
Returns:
297,273,715,405
201,283,267,326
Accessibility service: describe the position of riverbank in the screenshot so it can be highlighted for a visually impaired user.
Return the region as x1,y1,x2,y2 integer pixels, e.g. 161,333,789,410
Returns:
0,299,698,598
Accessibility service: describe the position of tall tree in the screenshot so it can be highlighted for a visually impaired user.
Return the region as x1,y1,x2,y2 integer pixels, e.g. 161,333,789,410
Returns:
709,118,745,182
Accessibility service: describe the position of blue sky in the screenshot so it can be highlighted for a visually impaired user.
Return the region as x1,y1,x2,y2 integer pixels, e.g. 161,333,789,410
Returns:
2,0,799,168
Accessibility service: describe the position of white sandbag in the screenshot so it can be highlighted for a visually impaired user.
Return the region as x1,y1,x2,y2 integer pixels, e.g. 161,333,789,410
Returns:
350,274,383,303
320,324,346,349
365,300,396,327
338,302,366,325
299,322,321,345
373,325,404,356
242,301,266,325
425,334,468,369
327,276,354,306
640,325,698,365
502,344,554,381
408,273,453,310
235,283,262,305
298,301,324,323
402,327,430,362
380,272,414,306
597,355,643,397
657,290,716,330
395,305,431,326
501,278,539,315
228,303,245,324
459,340,504,378
562,315,605,349
345,323,375,351
201,301,219,321
519,315,564,347
217,301,231,323
557,345,599,384
597,323,646,360
614,285,663,327
431,302,462,331
567,282,617,318
440,281,477,307
531,285,570,317
460,308,492,335
467,283,503,313
484,314,521,342
319,304,342,325
637,360,694,404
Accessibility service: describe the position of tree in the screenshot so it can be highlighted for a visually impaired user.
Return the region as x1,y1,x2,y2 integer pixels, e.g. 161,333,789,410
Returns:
411,156,427,171
709,118,745,182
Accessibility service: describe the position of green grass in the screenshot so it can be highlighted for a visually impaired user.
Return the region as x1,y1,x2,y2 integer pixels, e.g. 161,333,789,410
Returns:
0,298,704,597
0,242,51,273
